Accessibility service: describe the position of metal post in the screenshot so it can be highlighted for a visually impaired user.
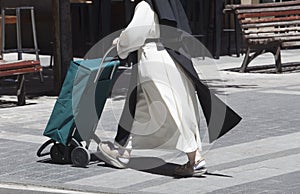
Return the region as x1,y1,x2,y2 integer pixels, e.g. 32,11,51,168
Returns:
1,9,5,59
52,0,73,94
30,7,44,83
16,8,22,60
214,0,222,59
30,8,39,61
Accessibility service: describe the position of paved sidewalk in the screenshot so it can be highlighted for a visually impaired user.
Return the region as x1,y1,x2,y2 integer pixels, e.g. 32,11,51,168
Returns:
0,50,300,193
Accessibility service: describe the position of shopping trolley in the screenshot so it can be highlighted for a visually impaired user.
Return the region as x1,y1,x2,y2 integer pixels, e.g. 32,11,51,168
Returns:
37,46,120,167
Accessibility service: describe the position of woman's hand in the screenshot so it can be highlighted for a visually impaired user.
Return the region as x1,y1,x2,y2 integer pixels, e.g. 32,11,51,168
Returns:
112,37,119,46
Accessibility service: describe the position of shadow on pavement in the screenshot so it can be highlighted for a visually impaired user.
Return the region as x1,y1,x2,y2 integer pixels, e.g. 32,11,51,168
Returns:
205,172,233,178
225,62,300,74
37,153,232,178
0,99,37,108
127,157,232,179
204,79,259,95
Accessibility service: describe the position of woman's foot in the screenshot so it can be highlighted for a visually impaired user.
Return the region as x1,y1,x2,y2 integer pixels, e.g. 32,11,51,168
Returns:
173,158,207,177
173,159,207,177
193,159,207,175
173,161,194,177
96,141,131,169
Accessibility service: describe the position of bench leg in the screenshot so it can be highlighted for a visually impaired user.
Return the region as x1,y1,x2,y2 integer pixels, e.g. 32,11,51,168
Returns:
240,47,251,72
273,45,282,73
240,46,265,73
241,42,282,73
39,71,44,83
234,15,241,58
16,75,26,106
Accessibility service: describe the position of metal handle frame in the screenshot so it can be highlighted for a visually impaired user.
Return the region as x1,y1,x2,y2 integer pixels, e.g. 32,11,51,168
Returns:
93,45,117,83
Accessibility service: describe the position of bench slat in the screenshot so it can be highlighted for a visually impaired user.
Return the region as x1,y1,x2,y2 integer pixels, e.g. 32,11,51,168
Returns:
2,48,41,54
241,16,300,25
0,16,17,24
239,10,300,19
235,5,300,14
249,36,300,44
273,36,300,41
244,26,300,34
248,39,277,45
226,1,300,11
0,60,41,71
242,20,300,29
245,32,300,39
0,66,42,77
282,41,300,47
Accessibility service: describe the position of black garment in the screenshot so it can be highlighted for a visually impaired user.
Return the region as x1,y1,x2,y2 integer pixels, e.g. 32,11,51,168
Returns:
115,0,242,146
144,0,191,33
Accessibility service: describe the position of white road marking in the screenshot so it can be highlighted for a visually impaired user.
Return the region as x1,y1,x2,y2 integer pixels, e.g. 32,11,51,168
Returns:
205,131,300,166
0,183,99,194
286,85,300,90
259,89,300,95
0,131,48,144
67,169,162,189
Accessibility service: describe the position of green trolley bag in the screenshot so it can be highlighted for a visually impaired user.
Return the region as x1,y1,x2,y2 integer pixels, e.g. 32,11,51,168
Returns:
37,57,120,166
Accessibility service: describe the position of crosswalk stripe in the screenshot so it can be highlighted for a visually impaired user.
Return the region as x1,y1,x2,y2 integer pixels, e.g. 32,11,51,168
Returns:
66,169,162,189
259,89,300,95
204,131,300,167
140,153,300,193
65,131,300,192
286,85,300,90
0,183,98,194
1,130,299,163
0,130,116,147
0,131,48,144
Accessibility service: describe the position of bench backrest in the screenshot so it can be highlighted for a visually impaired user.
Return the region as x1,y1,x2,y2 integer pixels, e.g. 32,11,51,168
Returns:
0,60,42,77
225,1,300,47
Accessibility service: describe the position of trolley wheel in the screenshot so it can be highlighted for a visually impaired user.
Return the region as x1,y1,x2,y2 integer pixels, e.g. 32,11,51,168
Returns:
50,144,71,164
71,147,91,167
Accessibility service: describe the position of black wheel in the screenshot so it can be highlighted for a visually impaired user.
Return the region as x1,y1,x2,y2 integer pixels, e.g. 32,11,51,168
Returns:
71,147,90,167
50,144,71,164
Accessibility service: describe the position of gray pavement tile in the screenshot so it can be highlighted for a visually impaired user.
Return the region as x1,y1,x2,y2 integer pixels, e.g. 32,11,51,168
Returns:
208,147,300,172
208,171,300,194
119,177,174,191
210,90,300,149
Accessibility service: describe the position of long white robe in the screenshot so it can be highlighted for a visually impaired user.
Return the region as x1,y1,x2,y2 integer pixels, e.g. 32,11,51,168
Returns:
116,1,202,153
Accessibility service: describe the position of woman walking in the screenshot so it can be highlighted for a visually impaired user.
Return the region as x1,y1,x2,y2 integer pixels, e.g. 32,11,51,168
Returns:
97,0,241,177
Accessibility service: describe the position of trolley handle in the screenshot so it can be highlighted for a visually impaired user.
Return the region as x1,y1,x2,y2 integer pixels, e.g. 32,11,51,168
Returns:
94,45,117,83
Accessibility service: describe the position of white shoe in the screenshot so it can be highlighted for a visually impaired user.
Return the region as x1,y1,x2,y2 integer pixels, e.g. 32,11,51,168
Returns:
193,159,207,175
96,141,131,169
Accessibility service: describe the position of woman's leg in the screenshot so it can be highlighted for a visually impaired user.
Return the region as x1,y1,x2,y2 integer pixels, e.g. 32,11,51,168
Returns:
187,150,197,166
187,148,205,165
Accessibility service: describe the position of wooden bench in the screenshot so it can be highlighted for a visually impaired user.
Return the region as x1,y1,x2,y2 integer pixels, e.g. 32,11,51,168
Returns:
0,60,42,105
225,1,300,73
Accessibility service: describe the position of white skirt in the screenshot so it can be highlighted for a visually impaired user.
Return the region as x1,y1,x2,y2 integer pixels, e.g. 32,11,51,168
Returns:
130,42,202,153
